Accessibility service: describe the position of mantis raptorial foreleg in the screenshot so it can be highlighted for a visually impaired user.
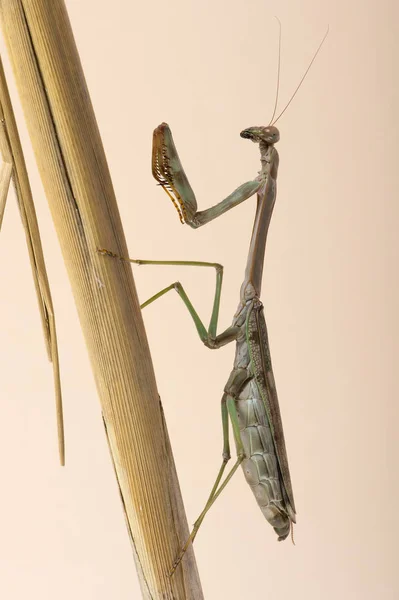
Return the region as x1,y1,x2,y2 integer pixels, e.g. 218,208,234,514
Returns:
153,122,263,228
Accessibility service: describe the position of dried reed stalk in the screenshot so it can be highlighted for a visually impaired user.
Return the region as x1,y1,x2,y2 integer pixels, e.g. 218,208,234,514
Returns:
0,54,64,465
0,1,203,598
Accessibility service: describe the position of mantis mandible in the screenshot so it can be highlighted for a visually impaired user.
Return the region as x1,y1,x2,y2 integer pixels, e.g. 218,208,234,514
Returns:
99,24,328,575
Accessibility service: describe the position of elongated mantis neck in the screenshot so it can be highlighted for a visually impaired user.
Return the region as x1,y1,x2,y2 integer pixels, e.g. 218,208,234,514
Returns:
238,142,279,307
259,140,272,164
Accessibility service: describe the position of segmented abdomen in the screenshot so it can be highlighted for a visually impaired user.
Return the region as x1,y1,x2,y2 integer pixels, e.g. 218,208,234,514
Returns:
236,377,291,540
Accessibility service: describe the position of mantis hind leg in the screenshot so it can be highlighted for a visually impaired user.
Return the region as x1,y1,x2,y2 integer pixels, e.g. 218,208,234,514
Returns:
169,394,245,576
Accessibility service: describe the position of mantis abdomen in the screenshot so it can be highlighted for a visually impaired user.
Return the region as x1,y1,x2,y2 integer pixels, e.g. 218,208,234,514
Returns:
225,300,295,540
237,380,292,540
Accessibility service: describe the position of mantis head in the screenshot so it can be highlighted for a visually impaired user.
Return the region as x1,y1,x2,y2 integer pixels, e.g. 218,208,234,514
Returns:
240,125,280,145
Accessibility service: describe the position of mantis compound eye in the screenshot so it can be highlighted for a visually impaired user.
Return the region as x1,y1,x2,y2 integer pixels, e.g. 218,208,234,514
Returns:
262,126,280,144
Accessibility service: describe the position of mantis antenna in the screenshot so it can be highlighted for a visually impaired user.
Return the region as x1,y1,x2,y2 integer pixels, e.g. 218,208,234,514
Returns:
272,25,329,126
268,16,282,126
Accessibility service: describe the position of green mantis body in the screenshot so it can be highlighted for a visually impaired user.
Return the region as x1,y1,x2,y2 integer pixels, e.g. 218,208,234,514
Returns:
152,123,296,551
101,121,297,571
99,23,329,574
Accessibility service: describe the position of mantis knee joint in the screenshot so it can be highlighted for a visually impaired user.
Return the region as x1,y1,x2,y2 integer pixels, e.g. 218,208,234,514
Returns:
204,336,219,350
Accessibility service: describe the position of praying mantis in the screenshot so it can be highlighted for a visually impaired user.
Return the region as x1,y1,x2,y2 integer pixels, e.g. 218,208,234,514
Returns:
99,24,328,575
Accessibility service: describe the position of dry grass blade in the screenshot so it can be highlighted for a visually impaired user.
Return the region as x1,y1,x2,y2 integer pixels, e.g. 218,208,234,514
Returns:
0,159,12,229
0,1,203,597
0,55,65,465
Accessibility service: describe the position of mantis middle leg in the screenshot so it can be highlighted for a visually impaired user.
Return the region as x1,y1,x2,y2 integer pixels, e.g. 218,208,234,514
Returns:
98,250,246,568
97,253,240,347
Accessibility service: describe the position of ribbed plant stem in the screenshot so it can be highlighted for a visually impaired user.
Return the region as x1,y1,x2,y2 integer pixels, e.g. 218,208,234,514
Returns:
0,1,203,598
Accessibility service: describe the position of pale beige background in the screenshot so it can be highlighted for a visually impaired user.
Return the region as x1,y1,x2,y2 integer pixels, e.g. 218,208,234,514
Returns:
0,0,398,598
